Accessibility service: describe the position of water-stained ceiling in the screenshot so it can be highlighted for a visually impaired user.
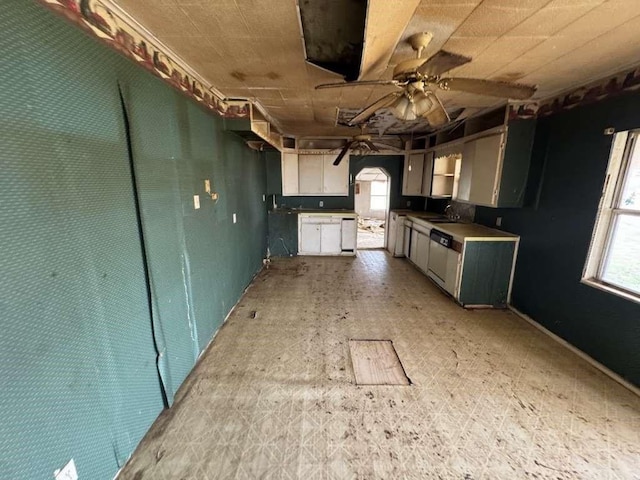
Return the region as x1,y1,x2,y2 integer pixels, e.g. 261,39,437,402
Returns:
112,0,640,138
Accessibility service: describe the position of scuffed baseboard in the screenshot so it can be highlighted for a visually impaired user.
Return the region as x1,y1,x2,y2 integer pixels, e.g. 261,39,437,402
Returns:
508,306,640,398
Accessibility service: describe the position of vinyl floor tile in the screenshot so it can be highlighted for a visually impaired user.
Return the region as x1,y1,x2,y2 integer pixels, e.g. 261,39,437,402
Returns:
119,251,640,480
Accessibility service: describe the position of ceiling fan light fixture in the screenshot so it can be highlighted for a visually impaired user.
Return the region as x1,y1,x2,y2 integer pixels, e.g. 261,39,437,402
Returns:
412,92,435,117
390,95,417,121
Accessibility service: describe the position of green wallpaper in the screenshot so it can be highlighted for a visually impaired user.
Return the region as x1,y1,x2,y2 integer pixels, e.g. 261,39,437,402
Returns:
0,1,268,478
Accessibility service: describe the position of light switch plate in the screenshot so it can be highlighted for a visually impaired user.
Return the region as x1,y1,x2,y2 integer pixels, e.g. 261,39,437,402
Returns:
54,459,78,480
496,216,502,227
319,201,324,207
233,213,237,223
262,194,266,202
193,195,200,209
204,179,211,193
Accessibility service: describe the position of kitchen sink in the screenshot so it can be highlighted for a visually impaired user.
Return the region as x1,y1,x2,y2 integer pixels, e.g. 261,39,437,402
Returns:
428,218,458,223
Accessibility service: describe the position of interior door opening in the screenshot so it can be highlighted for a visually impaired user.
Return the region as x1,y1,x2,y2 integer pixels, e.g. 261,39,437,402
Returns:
355,167,390,250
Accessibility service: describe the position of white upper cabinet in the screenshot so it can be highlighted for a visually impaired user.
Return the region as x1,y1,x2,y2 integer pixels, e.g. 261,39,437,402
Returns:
281,153,299,196
281,153,349,196
298,154,324,194
322,154,349,194
457,133,505,207
402,153,425,196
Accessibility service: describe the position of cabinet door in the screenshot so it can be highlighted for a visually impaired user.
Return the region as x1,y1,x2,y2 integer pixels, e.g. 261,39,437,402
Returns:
323,154,349,195
415,231,430,272
281,153,299,196
468,134,503,206
403,226,411,257
300,223,321,253
298,154,323,194
402,153,425,196
421,151,435,196
387,213,397,253
409,228,419,263
457,134,504,206
341,218,357,251
457,143,474,202
320,223,342,254
445,249,461,297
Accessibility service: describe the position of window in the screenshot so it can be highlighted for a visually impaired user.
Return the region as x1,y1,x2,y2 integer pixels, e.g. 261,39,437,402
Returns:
370,181,387,211
583,130,640,301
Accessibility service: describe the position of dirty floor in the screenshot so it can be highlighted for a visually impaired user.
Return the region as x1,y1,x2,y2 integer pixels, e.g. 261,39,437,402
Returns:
118,251,640,480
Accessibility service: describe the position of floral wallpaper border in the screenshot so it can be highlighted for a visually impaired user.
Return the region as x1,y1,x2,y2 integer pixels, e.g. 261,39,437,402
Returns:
509,66,640,120
39,0,250,119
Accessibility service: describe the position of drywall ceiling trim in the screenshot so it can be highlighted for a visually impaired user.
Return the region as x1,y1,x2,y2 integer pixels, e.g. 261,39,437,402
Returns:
38,0,250,119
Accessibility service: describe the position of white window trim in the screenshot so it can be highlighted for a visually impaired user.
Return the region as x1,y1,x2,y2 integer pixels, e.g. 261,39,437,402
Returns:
582,130,640,304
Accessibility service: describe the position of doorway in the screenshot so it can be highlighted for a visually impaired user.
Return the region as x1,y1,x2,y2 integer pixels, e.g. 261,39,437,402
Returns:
355,167,390,249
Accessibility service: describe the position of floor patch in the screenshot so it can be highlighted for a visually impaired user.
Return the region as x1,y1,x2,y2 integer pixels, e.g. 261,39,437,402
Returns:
349,340,410,385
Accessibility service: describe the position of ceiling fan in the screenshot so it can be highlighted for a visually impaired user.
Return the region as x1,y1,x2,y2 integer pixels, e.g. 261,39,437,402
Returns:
333,131,401,166
316,32,537,129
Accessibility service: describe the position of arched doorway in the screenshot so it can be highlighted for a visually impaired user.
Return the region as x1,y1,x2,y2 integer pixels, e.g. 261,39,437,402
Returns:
355,167,390,249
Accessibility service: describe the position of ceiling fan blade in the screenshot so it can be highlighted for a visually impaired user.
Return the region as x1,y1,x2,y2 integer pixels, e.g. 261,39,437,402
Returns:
363,140,380,152
417,50,471,76
422,94,450,128
438,77,536,99
333,141,354,166
348,92,402,126
315,80,404,90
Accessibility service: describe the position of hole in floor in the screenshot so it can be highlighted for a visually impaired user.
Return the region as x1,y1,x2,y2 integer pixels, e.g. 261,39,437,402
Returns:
349,340,410,386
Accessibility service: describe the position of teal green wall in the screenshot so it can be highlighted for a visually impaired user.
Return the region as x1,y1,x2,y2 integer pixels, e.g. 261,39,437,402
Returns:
475,92,640,386
0,2,267,478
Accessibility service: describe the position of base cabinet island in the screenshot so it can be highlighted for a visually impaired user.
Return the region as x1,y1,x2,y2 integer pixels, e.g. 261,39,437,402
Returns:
404,215,519,308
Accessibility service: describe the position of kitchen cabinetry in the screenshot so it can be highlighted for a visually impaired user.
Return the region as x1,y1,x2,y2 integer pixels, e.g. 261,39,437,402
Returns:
387,211,406,257
407,222,431,273
455,119,536,208
298,213,357,256
421,147,461,198
402,153,425,196
406,215,519,307
282,153,299,196
281,153,349,196
405,107,535,207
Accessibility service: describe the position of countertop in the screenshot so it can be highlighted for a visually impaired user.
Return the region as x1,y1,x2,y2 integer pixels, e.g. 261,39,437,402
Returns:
270,208,356,216
406,214,519,243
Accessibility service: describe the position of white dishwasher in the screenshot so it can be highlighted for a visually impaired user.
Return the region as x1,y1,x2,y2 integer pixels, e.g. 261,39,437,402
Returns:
427,229,458,295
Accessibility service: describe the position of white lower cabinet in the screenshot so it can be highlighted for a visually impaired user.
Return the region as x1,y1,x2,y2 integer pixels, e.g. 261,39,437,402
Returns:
320,223,342,254
298,214,357,256
407,224,431,273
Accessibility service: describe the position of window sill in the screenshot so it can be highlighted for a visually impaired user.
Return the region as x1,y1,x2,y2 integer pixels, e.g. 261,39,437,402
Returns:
581,278,640,306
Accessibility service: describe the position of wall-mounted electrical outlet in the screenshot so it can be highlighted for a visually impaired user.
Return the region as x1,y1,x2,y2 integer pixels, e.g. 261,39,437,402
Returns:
233,213,237,223
204,179,211,193
319,201,324,207
211,192,219,201
496,216,502,227
193,195,200,209
406,201,411,207
54,459,78,480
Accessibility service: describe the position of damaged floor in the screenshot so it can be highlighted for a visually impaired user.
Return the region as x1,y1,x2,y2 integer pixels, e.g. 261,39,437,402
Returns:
119,251,640,480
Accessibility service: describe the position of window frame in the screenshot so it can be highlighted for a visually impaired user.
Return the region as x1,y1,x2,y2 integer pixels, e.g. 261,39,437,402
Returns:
582,129,640,304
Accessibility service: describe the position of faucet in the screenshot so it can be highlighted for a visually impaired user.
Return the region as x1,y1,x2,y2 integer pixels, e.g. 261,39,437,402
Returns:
444,203,460,222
